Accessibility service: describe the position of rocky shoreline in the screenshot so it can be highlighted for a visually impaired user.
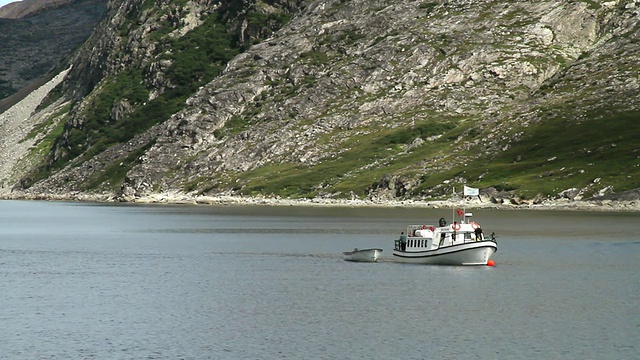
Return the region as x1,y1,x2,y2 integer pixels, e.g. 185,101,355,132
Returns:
3,191,639,212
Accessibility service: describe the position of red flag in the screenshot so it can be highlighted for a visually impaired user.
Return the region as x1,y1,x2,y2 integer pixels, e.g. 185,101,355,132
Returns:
456,208,464,216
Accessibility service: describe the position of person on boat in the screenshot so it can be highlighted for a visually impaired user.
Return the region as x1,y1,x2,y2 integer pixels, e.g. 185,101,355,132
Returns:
474,226,483,241
399,232,407,251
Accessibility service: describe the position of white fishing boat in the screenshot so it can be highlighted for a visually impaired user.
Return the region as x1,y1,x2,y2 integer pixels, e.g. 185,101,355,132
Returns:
393,210,497,266
343,248,383,262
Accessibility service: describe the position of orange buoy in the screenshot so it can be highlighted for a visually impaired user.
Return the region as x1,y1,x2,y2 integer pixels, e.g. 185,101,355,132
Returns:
487,259,495,267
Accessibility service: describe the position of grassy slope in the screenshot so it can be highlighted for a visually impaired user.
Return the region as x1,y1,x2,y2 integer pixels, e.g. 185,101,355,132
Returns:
230,109,639,200
471,109,640,198
231,118,463,198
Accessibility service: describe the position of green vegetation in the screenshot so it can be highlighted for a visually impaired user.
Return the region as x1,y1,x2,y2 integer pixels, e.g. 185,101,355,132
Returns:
576,0,601,10
299,50,330,66
333,29,366,45
40,10,242,184
208,104,640,201
234,119,461,198
54,69,150,168
378,121,456,145
84,142,154,191
243,11,291,47
23,105,71,142
418,2,439,13
463,109,640,199
163,19,239,88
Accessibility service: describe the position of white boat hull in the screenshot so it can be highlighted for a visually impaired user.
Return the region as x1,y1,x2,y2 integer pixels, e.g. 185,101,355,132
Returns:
343,248,383,262
392,241,497,265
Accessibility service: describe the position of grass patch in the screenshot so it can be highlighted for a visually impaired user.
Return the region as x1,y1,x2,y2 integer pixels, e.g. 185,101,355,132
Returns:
465,109,640,198
576,0,601,10
23,105,71,142
231,107,640,200
418,2,438,13
84,142,155,191
299,50,330,66
382,120,457,145
236,119,465,198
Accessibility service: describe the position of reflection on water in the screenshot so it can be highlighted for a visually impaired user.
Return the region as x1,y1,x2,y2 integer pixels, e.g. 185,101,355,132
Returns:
0,200,638,359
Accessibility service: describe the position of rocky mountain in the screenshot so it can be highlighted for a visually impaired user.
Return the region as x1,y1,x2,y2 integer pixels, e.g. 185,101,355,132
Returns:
0,0,107,104
0,0,639,206
0,0,76,19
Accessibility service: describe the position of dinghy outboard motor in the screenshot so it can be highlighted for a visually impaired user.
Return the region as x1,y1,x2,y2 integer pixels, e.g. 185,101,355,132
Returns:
439,217,447,227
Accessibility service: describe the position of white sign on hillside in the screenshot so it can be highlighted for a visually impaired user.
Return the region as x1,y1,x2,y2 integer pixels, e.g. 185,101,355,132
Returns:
463,186,479,196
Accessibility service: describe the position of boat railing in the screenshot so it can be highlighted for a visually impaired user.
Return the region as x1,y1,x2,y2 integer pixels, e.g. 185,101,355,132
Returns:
396,227,497,251
436,229,498,247
394,239,407,251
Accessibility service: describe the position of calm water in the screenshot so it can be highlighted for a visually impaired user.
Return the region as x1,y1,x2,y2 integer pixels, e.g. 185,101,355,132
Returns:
0,200,638,359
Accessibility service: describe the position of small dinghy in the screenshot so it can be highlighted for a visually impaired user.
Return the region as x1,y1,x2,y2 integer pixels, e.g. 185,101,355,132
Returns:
343,248,383,262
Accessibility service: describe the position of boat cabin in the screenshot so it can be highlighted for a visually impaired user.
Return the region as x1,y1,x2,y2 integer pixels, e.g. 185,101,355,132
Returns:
395,214,494,252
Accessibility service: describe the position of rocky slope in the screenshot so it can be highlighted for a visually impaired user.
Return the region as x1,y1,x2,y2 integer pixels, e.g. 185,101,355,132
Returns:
0,0,107,102
0,0,76,19
1,0,639,208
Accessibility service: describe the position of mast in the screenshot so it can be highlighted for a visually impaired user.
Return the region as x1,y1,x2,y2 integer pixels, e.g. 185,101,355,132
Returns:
451,186,455,224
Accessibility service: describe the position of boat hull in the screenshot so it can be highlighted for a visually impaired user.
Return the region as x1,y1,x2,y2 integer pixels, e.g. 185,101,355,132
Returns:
392,241,497,265
343,248,383,262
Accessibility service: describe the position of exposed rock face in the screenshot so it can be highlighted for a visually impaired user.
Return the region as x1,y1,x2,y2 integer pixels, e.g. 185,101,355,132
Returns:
124,0,640,201
1,0,639,204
